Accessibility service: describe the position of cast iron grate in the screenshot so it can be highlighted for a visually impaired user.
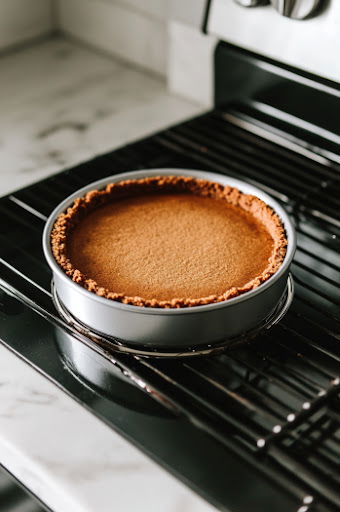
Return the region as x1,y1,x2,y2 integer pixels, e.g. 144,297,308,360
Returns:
0,107,339,511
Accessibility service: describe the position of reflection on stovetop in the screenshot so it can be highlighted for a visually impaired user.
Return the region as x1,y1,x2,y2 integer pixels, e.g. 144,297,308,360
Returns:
54,326,173,417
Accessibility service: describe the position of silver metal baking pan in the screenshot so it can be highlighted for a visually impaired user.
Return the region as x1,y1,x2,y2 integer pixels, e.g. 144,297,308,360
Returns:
51,275,294,357
43,169,296,347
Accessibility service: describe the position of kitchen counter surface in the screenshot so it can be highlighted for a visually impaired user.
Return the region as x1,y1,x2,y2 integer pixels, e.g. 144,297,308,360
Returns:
0,37,202,197
0,37,213,512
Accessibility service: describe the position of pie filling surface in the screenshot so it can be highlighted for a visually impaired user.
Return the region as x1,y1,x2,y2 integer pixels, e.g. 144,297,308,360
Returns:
51,176,287,308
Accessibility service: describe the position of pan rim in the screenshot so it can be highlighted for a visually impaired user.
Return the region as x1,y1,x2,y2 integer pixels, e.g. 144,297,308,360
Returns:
43,168,296,316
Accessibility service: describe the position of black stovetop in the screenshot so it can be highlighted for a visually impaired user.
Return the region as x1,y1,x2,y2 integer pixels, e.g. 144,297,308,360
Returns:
0,105,339,512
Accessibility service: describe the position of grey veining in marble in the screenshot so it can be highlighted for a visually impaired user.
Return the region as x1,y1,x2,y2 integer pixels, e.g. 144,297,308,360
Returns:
0,343,217,512
0,36,203,197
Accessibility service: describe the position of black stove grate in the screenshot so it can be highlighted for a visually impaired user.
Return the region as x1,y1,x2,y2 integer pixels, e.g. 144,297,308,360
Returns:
0,107,339,512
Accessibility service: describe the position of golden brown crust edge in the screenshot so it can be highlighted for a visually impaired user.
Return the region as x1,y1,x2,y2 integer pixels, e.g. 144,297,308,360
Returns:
50,176,287,308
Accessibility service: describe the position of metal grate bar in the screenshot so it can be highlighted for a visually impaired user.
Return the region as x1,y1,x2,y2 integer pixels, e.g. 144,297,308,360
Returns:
294,259,340,289
287,305,340,356
140,357,340,509
301,206,340,229
269,330,337,382
0,259,51,298
197,356,297,419
0,201,43,235
267,445,340,510
212,110,340,178
174,122,322,191
225,106,340,169
9,195,48,222
220,353,307,413
139,359,266,441
288,421,340,473
301,194,340,226
282,416,340,482
155,134,290,203
187,117,327,184
183,361,286,426
257,379,340,447
296,229,340,259
262,344,324,391
277,323,340,369
293,290,340,328
0,233,48,271
245,339,326,396
296,244,340,273
14,188,60,217
133,363,322,507
162,130,303,200
292,274,340,308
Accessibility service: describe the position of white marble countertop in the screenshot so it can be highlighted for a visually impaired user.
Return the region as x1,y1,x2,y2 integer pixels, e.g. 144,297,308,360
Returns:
0,37,202,197
0,37,215,512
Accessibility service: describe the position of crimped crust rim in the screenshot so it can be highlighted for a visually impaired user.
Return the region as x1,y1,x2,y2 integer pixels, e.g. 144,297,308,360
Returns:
50,176,287,308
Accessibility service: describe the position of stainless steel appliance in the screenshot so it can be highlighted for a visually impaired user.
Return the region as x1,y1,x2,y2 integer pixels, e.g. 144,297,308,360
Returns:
0,1,339,510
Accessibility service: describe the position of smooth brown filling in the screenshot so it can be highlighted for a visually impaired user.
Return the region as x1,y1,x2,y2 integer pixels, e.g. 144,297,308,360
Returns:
67,193,274,301
51,176,287,308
